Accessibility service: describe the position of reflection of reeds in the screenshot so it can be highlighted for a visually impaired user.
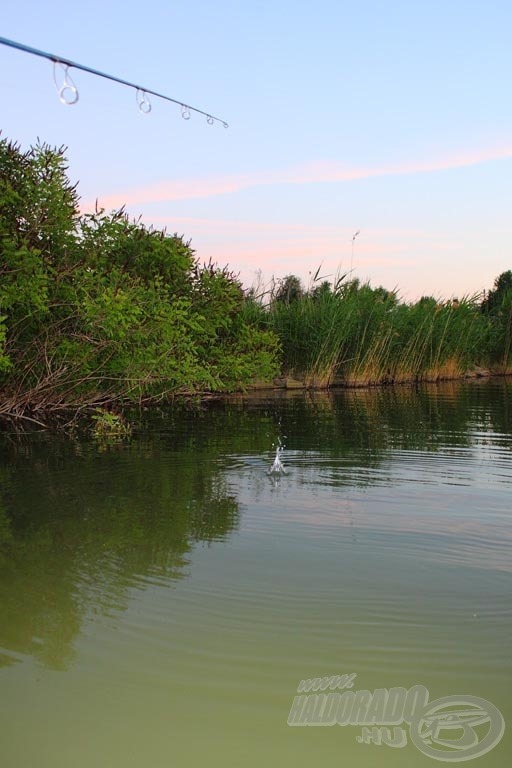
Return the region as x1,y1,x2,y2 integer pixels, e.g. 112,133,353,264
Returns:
266,282,490,387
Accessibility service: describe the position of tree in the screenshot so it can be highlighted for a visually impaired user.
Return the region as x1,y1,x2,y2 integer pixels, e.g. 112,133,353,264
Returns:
309,280,331,301
273,274,304,304
481,271,512,367
481,270,512,315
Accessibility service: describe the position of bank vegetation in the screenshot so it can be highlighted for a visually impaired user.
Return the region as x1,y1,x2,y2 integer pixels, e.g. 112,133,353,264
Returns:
1,137,511,427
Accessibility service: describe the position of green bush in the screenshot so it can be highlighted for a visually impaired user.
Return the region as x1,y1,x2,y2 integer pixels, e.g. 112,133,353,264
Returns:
0,137,280,418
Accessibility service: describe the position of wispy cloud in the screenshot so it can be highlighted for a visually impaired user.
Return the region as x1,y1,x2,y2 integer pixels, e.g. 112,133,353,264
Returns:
148,215,426,238
89,144,512,210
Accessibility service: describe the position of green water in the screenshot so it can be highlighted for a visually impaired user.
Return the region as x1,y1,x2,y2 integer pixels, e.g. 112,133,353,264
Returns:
0,381,511,766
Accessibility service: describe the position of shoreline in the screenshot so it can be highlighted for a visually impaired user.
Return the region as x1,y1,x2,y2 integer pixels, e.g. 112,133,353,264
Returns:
1,369,511,432
244,366,512,393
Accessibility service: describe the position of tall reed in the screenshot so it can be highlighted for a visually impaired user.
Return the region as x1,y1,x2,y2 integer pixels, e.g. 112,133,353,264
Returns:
266,280,490,387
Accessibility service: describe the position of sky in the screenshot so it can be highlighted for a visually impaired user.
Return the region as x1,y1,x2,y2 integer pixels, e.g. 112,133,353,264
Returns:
1,0,512,300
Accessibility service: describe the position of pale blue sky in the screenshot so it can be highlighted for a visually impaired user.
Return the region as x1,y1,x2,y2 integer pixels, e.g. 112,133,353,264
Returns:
2,0,512,299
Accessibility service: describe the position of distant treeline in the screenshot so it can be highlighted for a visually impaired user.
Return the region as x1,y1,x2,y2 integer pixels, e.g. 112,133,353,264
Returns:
1,137,511,424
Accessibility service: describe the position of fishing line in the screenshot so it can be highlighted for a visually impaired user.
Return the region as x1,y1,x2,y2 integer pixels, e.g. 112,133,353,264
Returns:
0,35,228,127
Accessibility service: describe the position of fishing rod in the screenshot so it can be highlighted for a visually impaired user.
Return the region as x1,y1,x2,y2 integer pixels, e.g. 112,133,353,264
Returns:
0,36,228,128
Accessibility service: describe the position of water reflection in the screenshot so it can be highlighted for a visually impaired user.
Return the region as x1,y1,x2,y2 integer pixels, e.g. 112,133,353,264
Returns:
0,437,239,669
0,378,511,673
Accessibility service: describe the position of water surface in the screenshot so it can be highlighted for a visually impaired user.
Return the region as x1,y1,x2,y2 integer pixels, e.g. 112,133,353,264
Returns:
0,380,511,766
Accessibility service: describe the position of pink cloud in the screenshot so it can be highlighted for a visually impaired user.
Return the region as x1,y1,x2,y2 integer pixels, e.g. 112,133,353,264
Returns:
148,215,426,238
190,236,422,292
87,144,512,210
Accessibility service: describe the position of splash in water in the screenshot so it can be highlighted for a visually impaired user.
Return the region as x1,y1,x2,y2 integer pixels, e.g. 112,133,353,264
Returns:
268,442,287,475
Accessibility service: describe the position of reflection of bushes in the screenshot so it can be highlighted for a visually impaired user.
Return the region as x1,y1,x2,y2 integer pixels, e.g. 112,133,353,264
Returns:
0,503,12,548
1,379,511,669
0,468,13,563
177,379,512,466
0,435,240,669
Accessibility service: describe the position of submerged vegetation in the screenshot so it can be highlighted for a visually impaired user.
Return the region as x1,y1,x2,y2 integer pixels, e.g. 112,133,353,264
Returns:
91,408,132,442
1,136,512,426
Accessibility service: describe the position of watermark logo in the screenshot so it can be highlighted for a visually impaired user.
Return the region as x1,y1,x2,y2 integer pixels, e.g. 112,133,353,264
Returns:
287,674,505,762
409,694,505,762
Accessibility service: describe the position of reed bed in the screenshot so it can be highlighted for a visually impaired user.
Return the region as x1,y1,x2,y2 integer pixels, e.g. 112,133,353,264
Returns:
260,280,491,387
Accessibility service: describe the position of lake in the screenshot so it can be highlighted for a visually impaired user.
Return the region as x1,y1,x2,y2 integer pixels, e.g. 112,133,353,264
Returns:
0,380,511,766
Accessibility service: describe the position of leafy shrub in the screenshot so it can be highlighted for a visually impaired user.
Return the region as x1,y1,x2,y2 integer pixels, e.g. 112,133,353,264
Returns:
0,137,280,418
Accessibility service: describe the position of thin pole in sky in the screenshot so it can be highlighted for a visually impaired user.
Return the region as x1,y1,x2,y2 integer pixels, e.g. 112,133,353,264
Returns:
0,36,229,128
351,230,360,275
